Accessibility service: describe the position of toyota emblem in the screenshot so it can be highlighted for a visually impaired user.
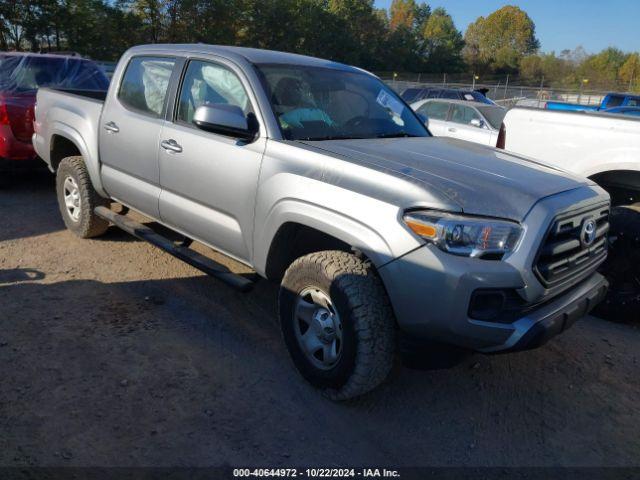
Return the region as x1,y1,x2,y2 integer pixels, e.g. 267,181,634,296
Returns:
580,218,597,247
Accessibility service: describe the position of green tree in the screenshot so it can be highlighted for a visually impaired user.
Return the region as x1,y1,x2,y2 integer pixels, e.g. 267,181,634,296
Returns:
421,7,463,72
130,0,167,43
0,0,30,50
327,0,388,68
461,18,484,72
385,0,433,70
389,0,416,31
575,47,626,89
619,53,640,91
463,5,539,73
520,52,573,86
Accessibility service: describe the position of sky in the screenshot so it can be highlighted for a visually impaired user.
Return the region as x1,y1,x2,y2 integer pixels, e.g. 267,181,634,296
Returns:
374,0,640,54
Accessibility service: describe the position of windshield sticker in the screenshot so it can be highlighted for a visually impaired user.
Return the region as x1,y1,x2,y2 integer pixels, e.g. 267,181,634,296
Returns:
376,89,404,118
464,93,475,100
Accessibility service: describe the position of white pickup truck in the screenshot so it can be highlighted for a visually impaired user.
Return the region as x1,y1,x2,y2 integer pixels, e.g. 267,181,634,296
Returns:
501,107,640,320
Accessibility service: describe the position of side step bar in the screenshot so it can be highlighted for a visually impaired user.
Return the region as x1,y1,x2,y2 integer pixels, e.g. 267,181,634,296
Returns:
94,206,254,292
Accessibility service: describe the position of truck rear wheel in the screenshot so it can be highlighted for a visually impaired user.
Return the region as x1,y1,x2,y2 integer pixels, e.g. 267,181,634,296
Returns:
279,250,396,400
595,204,640,322
56,156,109,238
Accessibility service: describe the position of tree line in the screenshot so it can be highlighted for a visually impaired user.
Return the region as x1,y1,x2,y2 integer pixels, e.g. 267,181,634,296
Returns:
1,1,638,90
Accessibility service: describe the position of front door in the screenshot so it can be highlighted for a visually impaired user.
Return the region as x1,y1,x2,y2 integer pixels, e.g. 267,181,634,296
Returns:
158,59,266,263
447,104,492,145
99,56,176,217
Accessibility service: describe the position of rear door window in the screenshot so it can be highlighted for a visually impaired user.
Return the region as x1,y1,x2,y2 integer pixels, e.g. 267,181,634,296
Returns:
118,56,176,117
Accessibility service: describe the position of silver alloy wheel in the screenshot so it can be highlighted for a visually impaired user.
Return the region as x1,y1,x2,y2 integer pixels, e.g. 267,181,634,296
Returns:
293,287,343,370
63,175,81,222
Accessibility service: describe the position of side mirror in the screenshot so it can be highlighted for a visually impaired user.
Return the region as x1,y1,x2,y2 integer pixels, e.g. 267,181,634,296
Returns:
417,112,429,128
193,104,258,141
470,118,484,128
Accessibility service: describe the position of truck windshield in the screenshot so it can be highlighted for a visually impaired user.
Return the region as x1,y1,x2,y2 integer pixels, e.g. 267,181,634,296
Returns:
0,55,110,93
255,64,430,141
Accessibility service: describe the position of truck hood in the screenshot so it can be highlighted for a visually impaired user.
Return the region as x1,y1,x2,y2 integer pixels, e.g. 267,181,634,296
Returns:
299,136,592,221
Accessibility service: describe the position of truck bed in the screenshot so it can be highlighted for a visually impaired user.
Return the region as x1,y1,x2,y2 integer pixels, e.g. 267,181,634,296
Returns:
33,87,106,172
51,88,108,102
502,107,640,179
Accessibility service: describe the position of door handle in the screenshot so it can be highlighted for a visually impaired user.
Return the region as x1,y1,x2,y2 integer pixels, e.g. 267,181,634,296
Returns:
104,121,119,133
161,139,183,154
448,127,457,132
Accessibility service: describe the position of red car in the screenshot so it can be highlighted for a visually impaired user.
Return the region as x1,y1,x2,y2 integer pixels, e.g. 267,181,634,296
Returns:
0,52,109,171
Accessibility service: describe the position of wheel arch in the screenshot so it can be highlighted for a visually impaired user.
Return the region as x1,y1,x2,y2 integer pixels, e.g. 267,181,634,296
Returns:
257,201,395,281
588,169,640,206
48,123,107,197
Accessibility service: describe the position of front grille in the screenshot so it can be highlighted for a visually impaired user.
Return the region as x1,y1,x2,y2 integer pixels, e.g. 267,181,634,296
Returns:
534,202,609,290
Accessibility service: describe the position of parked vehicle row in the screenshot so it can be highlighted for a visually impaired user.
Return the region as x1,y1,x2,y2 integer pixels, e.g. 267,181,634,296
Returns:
32,44,611,400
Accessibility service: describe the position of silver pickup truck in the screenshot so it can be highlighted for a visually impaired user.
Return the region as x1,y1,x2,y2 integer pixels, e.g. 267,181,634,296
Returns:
34,44,610,399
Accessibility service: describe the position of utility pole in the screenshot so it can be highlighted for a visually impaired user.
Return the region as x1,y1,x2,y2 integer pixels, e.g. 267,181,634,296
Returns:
504,74,509,100
538,76,544,108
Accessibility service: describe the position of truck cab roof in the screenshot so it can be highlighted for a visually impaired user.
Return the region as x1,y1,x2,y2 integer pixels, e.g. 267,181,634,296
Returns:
125,44,366,73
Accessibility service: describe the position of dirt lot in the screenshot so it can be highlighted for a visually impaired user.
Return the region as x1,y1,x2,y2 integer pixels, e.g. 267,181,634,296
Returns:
1,172,639,468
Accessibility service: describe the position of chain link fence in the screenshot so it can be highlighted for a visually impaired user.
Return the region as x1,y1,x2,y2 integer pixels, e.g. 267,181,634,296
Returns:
379,73,621,109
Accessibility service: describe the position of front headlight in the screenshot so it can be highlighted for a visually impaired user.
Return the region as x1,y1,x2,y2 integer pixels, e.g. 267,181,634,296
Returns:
403,210,523,258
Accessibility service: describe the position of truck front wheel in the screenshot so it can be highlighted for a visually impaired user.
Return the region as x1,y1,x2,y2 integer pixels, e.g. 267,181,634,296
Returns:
279,250,396,400
56,156,109,238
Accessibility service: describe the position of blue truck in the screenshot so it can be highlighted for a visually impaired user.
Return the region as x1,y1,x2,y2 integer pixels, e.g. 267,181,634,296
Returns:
546,92,640,112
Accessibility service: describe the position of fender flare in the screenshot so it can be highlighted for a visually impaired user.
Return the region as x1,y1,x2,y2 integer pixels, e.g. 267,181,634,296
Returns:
49,122,107,197
253,199,395,277
582,161,640,179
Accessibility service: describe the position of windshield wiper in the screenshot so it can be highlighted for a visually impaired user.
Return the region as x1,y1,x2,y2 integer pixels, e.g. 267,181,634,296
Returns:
375,132,419,139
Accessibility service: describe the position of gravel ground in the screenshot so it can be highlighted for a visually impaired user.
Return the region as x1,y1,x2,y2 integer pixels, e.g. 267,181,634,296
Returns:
1,171,639,468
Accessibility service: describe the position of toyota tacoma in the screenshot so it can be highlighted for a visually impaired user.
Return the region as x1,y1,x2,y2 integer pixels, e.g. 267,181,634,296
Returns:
34,44,610,399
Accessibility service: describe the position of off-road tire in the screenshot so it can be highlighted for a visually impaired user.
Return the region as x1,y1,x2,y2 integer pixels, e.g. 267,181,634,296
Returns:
595,204,640,322
56,156,109,238
279,250,396,400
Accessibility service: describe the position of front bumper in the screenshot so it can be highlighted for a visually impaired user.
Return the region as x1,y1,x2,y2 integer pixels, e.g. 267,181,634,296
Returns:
379,243,608,352
484,272,607,352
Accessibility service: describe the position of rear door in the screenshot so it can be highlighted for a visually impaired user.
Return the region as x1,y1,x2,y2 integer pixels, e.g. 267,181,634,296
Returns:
157,58,266,263
99,56,177,217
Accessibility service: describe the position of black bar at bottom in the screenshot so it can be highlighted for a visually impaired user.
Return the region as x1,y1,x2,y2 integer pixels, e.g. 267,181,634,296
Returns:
94,206,254,292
